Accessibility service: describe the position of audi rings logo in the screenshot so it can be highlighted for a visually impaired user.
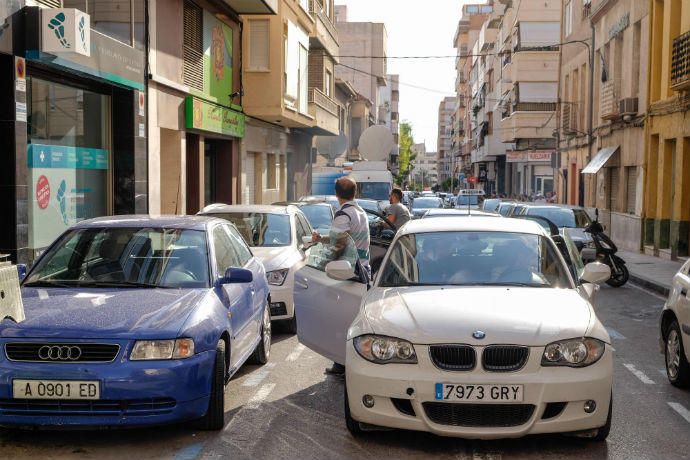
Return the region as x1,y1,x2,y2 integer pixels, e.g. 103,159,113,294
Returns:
38,345,82,361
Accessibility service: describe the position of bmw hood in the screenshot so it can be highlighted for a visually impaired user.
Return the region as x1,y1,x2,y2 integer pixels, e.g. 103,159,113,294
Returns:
363,287,598,346
1,287,209,339
251,246,301,272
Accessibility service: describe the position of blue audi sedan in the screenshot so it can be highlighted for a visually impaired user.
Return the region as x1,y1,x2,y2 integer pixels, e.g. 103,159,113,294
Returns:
1,216,271,430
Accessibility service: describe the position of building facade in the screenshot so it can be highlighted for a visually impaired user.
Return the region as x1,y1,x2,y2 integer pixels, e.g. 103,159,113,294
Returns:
644,0,690,259
437,96,456,187
1,0,147,263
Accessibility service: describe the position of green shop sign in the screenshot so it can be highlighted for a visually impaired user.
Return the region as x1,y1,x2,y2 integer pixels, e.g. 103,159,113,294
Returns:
185,96,245,138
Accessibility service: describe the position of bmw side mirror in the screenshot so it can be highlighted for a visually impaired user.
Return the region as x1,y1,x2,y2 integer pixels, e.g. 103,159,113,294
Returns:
325,260,355,281
216,267,253,287
16,264,27,282
580,262,611,285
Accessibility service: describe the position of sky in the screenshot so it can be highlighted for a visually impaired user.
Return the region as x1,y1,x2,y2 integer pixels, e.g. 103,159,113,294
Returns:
338,0,470,152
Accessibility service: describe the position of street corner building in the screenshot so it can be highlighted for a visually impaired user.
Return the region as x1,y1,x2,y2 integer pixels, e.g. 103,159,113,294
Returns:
0,1,148,264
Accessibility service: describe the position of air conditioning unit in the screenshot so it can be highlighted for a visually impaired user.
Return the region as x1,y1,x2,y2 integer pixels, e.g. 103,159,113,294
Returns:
619,97,639,116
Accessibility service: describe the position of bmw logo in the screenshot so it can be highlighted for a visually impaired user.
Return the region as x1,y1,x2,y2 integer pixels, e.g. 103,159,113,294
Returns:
472,331,486,340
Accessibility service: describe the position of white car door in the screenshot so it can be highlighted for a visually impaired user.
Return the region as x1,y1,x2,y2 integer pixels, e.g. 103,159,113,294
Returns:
674,262,690,359
294,235,367,365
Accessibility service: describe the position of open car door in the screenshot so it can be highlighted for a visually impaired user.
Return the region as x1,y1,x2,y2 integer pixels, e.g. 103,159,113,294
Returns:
294,234,368,365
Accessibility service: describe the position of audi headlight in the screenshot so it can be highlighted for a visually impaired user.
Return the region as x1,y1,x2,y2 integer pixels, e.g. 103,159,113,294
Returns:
541,338,605,368
266,269,289,286
130,339,195,360
353,335,417,364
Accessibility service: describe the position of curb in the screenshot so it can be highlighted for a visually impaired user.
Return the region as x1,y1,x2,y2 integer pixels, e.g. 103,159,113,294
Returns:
628,272,670,298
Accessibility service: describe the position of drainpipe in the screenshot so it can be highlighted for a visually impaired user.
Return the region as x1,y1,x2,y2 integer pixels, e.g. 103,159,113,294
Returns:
585,20,596,207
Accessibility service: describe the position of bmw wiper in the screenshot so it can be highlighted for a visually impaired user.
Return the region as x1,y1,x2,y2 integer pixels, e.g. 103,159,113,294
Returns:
23,280,79,288
491,282,551,288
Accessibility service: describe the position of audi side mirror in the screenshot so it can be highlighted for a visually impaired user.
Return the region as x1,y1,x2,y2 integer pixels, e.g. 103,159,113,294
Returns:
216,267,253,287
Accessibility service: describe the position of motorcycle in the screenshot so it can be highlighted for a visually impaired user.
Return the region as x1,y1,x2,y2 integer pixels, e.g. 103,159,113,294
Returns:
583,209,629,287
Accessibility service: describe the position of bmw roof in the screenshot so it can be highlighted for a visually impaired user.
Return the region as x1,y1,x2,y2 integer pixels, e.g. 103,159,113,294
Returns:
400,216,548,237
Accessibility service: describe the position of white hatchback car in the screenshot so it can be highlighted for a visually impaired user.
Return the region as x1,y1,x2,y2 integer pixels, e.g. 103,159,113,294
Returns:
200,204,313,333
296,217,613,440
660,259,690,388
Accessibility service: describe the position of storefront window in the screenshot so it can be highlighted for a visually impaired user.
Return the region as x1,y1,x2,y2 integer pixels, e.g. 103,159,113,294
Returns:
28,77,111,252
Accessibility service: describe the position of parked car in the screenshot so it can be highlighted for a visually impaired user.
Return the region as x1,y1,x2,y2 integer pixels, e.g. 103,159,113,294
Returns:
514,205,594,250
10,216,271,430
296,217,613,440
274,201,334,236
410,197,444,218
660,259,690,388
482,198,502,213
198,204,313,333
497,202,517,216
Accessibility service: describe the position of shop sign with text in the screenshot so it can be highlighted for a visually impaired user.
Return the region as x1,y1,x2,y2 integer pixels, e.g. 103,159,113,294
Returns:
185,97,245,138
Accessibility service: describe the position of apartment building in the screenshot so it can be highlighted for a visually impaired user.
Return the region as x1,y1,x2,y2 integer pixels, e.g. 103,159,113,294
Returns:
453,3,493,189
498,0,561,197
241,0,341,202
644,0,690,259
410,144,438,189
558,0,648,252
437,97,456,186
378,74,401,174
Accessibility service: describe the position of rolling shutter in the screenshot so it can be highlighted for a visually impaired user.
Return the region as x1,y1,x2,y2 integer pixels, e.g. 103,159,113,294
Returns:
626,166,637,214
243,153,256,204
36,0,63,7
183,1,204,92
249,20,270,70
608,168,619,212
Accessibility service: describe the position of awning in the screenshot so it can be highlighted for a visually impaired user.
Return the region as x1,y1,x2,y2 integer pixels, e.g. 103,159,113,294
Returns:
582,146,620,174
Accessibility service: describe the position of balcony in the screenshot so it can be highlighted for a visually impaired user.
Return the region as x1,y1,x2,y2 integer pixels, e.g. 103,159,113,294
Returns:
308,88,340,135
510,51,559,83
309,0,339,58
600,80,621,120
671,31,690,91
501,110,557,143
223,0,277,14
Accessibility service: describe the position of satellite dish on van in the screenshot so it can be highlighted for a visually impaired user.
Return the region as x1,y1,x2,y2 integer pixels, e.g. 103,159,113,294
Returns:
358,125,394,162
315,134,349,161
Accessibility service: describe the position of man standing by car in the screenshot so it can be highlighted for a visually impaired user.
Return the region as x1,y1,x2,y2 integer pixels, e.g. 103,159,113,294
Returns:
312,176,370,376
386,188,411,230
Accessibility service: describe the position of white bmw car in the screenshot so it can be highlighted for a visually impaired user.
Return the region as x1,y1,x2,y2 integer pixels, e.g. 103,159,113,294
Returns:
200,204,313,333
295,217,613,440
660,259,690,388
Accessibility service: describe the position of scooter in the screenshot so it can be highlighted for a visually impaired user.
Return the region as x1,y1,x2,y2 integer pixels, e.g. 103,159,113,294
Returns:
583,209,629,287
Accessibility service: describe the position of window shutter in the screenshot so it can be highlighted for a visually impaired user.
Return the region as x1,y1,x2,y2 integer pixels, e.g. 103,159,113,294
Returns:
36,0,63,7
183,1,204,92
626,166,637,214
608,168,619,212
249,20,270,70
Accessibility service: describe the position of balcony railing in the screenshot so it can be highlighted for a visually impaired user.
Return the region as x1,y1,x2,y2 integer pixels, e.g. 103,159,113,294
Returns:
310,0,338,42
309,88,339,116
671,30,690,91
600,80,621,120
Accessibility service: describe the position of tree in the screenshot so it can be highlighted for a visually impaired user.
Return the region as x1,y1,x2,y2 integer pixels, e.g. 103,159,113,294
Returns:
396,121,415,186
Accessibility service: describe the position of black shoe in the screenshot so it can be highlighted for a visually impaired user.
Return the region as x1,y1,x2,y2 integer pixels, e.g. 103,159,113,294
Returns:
325,363,345,376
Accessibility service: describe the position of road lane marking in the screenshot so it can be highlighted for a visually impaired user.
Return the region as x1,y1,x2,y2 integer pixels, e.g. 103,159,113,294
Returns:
241,363,275,387
606,327,626,340
628,282,667,301
173,442,204,460
668,402,690,424
247,383,276,409
623,363,656,384
286,344,306,362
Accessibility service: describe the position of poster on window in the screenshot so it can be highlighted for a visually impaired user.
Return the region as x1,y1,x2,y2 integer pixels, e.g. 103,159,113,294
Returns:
203,11,233,103
28,144,108,249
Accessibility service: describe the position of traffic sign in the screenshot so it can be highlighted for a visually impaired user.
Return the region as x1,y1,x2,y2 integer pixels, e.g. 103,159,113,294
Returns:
468,176,478,184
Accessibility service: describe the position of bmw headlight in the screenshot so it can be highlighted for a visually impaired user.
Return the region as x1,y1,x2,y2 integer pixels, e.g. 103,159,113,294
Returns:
353,335,417,364
541,338,605,368
130,339,195,360
266,269,289,286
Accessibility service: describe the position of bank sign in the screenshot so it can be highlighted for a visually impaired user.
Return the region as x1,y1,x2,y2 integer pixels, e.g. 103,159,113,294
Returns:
185,96,246,138
41,9,91,57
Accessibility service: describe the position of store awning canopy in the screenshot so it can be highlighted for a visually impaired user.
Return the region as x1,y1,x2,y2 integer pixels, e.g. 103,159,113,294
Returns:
582,146,620,174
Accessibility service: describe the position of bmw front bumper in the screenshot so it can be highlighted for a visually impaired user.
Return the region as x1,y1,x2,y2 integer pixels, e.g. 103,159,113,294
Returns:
345,342,613,439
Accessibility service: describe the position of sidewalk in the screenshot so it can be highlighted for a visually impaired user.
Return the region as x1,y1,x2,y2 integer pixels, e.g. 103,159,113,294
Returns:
617,250,684,297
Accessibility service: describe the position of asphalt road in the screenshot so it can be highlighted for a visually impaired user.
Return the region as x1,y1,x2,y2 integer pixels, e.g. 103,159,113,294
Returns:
1,284,690,460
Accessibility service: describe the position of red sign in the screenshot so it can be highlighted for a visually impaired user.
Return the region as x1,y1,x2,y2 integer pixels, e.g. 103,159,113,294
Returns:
468,176,478,184
36,175,51,210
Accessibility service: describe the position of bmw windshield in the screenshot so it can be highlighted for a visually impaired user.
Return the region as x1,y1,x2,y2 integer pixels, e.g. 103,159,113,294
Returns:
379,231,571,288
24,228,210,289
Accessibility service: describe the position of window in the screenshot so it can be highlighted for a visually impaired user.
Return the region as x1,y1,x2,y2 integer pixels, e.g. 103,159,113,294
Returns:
183,0,204,91
213,226,242,275
266,153,277,189
249,20,270,70
609,168,619,212
295,214,312,245
565,1,573,37
626,166,637,214
325,69,333,97
298,44,309,113
632,21,641,98
213,213,292,247
227,225,253,265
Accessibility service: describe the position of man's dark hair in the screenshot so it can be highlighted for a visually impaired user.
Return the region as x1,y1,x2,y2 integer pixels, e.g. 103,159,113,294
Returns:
391,188,403,201
335,177,356,200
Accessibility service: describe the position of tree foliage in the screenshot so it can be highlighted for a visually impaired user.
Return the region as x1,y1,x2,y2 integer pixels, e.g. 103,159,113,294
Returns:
395,121,415,185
